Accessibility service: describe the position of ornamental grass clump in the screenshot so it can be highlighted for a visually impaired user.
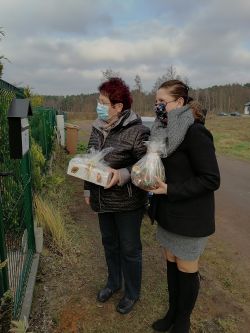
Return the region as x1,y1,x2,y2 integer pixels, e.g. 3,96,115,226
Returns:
34,194,68,253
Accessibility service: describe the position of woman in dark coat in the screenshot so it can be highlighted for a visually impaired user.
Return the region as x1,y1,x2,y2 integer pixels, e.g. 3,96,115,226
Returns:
84,77,150,314
148,80,220,333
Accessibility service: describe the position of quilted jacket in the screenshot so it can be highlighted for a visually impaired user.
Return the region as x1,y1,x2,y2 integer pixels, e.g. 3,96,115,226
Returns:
84,110,150,212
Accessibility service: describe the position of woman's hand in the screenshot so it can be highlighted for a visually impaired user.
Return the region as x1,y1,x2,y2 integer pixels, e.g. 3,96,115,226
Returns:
105,168,120,189
84,197,90,205
149,177,168,195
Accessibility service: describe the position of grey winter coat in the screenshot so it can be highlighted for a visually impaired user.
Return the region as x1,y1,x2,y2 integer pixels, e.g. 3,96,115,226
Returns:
84,110,150,212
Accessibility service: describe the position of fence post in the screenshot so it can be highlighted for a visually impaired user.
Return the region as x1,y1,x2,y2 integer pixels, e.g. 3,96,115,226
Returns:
21,153,36,252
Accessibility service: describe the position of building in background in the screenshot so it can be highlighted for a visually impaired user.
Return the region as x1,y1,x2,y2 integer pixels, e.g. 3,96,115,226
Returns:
244,102,250,115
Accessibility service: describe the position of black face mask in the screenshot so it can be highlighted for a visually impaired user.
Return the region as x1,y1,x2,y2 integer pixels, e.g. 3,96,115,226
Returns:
154,103,168,124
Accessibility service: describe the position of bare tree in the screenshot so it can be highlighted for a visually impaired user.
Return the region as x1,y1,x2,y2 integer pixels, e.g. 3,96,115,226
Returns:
132,75,144,114
166,65,180,80
152,65,185,92
0,28,6,78
134,74,143,92
101,68,120,81
0,60,3,78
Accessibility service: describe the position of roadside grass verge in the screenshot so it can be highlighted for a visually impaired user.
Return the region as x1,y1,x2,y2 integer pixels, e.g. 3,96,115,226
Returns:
33,143,78,259
70,115,250,161
206,116,250,161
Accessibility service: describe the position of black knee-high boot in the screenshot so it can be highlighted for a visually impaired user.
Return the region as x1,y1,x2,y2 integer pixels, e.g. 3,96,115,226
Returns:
152,261,179,332
171,270,200,333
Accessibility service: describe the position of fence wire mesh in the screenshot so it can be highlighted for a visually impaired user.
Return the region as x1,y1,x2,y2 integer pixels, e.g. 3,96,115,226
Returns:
0,79,35,318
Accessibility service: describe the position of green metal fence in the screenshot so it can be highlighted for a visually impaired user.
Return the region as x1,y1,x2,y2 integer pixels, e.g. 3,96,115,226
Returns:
0,154,36,318
0,79,57,318
30,106,56,160
0,79,53,319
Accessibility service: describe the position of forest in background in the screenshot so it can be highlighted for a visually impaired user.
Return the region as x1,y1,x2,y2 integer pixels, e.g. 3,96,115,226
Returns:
43,82,250,119
43,68,250,119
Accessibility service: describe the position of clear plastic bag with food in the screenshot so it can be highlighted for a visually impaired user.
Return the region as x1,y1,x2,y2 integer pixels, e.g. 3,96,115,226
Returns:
67,147,113,187
131,141,166,191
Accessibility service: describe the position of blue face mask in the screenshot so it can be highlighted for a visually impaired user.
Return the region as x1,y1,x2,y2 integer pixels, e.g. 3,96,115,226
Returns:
96,102,109,120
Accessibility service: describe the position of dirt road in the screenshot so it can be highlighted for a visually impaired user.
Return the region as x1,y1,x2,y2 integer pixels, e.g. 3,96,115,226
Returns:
215,156,250,262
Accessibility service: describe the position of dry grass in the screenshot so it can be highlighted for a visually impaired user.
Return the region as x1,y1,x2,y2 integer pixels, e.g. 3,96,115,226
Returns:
34,194,69,253
10,316,33,333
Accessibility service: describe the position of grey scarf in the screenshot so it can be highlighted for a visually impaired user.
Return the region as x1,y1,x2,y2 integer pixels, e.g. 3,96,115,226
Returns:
150,105,194,157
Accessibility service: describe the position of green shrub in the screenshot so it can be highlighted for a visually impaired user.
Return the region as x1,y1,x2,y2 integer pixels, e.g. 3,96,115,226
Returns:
30,138,46,192
76,142,88,154
0,290,13,333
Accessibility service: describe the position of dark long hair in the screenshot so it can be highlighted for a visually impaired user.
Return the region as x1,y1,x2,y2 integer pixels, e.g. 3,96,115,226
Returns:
159,79,206,123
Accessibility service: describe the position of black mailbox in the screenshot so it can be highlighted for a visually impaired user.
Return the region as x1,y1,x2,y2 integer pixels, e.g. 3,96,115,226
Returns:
8,98,33,159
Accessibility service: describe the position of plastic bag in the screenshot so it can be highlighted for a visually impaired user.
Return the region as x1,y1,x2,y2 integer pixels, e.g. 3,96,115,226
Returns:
131,141,165,191
67,147,113,187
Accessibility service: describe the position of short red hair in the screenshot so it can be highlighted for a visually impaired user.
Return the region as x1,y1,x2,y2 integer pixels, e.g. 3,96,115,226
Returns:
98,77,133,111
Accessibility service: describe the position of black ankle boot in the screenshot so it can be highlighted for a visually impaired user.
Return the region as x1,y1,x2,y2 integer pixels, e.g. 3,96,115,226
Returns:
152,261,179,332
171,270,200,333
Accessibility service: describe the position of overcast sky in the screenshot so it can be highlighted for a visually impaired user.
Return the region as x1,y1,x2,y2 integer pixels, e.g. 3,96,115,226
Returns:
1,0,250,95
